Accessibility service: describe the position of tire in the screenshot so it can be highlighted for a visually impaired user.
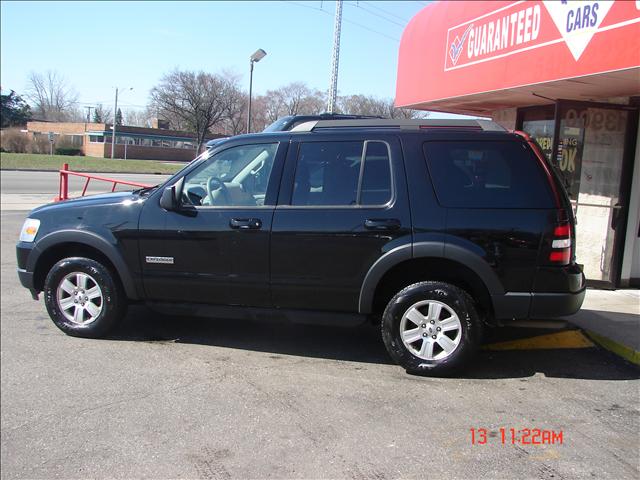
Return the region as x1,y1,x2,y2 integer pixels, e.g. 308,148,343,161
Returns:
381,281,482,376
44,257,127,338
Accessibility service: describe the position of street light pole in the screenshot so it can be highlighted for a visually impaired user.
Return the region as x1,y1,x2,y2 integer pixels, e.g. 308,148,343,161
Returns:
246,49,267,134
111,87,132,159
247,61,254,134
111,87,119,159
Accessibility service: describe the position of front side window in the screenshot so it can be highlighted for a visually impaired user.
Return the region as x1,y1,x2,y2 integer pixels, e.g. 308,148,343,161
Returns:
291,140,392,207
182,143,277,207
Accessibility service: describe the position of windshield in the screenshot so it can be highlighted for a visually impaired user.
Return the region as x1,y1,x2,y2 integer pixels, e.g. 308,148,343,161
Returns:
263,116,294,132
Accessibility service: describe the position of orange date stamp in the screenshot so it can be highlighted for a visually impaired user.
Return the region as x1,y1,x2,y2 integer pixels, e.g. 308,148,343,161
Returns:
470,428,563,445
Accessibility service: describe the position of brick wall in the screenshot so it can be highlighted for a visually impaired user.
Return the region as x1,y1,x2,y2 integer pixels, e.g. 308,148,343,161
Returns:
27,121,223,161
110,144,198,161
84,141,108,158
27,121,106,135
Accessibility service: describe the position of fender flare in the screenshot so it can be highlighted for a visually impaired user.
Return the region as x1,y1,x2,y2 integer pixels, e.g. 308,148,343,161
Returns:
358,242,504,314
27,229,139,300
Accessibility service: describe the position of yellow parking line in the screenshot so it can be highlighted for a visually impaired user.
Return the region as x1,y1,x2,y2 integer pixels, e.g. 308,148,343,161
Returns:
484,330,594,351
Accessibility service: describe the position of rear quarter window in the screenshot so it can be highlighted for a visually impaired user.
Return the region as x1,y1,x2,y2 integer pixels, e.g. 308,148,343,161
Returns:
423,140,555,209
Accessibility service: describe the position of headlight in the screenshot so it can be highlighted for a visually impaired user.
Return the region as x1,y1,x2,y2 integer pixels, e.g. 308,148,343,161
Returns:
19,218,41,243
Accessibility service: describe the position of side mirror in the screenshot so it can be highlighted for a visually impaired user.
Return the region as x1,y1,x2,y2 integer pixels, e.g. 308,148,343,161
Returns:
159,185,177,211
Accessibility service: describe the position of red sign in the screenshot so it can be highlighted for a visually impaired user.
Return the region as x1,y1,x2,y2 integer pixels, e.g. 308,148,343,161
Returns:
396,0,640,108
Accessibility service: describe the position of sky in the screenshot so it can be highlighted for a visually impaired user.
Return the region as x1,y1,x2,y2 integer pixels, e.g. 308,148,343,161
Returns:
0,0,430,113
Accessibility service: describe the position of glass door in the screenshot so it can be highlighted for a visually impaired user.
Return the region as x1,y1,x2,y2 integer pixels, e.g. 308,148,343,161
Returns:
555,104,630,286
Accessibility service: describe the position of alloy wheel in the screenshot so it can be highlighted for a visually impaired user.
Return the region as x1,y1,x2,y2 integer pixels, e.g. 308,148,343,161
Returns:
399,300,462,360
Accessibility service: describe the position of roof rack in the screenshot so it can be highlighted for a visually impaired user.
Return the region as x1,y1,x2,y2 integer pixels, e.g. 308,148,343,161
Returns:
290,118,505,132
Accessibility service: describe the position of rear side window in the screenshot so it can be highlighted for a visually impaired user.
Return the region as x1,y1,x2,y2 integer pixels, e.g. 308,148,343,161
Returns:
292,140,392,206
423,140,554,209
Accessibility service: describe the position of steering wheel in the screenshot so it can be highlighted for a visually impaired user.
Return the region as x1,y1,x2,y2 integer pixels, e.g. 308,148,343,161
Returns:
206,177,231,206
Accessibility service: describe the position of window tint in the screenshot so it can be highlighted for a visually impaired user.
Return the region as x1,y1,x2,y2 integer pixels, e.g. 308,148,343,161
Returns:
423,141,554,209
292,141,392,206
182,143,277,207
360,142,392,205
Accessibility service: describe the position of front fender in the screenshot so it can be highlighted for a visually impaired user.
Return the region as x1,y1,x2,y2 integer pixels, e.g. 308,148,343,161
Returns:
28,229,139,300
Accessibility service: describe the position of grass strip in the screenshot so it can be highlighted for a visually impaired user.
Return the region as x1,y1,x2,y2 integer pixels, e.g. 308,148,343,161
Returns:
1,152,184,175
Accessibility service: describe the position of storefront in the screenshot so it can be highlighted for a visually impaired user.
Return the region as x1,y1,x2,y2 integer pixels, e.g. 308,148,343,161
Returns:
396,0,640,288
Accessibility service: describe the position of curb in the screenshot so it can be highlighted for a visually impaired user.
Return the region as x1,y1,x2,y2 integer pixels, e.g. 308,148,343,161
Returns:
585,330,640,366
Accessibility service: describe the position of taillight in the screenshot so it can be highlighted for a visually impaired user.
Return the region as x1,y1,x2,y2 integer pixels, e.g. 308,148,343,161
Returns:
549,221,572,265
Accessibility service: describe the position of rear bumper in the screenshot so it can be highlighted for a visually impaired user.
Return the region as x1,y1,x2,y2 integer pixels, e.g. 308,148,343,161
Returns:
529,289,586,317
492,264,586,319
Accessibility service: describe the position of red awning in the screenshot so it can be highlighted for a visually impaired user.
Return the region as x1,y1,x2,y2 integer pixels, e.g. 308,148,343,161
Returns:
396,0,640,115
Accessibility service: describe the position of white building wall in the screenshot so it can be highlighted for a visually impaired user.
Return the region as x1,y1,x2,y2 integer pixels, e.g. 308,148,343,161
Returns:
491,108,518,130
620,119,640,286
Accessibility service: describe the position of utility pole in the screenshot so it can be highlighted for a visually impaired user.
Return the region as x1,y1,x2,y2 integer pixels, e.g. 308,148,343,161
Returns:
111,87,118,159
85,106,94,123
327,0,343,114
111,87,132,159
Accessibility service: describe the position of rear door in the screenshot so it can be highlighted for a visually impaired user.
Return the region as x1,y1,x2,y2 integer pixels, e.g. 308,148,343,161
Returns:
270,133,411,312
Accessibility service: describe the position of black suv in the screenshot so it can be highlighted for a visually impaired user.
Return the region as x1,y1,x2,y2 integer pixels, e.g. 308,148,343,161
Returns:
16,118,585,376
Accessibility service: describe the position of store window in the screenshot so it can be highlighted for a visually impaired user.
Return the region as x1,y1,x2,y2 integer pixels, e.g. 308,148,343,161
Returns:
520,105,555,162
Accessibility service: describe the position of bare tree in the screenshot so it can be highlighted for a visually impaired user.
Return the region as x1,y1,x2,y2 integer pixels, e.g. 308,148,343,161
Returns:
221,87,247,135
260,82,325,125
338,94,428,119
123,108,153,127
26,71,79,121
150,69,239,151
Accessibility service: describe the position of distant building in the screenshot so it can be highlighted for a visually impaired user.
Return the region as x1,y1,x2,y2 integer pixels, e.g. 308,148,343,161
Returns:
26,121,226,161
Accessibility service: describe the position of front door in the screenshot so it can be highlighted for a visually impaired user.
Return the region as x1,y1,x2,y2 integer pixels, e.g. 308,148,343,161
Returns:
270,134,411,312
139,141,286,306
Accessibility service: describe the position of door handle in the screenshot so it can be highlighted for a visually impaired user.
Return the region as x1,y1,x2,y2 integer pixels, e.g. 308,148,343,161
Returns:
364,218,401,231
230,218,262,230
611,203,623,230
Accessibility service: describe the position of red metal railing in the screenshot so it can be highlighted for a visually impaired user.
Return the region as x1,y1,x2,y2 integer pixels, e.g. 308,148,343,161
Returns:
55,163,153,201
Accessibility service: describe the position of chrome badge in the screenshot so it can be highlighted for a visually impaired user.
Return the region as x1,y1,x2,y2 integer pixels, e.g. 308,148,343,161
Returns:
145,256,174,265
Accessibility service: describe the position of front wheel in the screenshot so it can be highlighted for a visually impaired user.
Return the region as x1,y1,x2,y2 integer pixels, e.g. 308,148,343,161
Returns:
44,257,127,338
381,281,482,376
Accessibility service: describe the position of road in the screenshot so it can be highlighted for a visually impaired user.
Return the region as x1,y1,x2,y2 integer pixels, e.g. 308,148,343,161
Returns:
1,171,170,211
1,212,639,478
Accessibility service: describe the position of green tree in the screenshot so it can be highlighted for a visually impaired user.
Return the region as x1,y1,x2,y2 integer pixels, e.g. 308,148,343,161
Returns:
92,103,112,123
1,90,32,127
115,107,123,126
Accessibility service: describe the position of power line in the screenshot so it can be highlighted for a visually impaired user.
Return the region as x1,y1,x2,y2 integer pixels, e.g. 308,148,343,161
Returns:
361,1,412,24
282,1,399,42
342,16,400,42
344,1,406,28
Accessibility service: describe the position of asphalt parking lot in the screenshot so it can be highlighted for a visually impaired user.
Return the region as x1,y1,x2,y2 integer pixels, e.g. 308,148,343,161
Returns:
1,209,639,479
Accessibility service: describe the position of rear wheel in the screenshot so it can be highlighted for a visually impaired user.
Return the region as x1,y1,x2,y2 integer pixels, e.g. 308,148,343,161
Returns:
381,281,482,376
44,257,127,338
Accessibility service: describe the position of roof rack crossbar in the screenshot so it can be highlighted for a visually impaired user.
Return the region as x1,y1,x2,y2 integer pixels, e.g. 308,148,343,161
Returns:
290,118,505,132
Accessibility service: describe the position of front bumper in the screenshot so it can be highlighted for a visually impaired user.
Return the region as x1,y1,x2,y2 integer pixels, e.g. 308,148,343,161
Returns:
17,268,39,300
